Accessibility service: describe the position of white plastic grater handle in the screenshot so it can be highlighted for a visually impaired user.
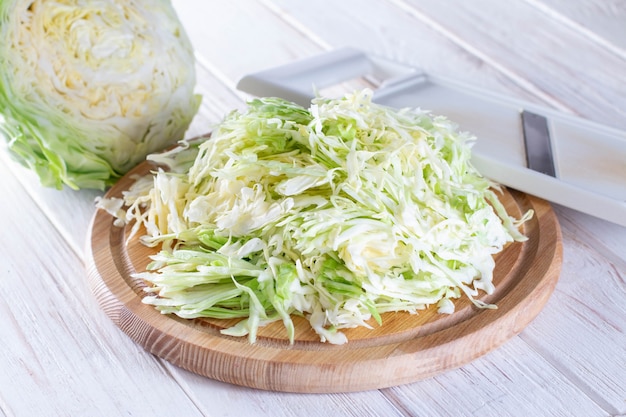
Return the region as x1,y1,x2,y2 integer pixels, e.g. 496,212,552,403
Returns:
237,48,626,227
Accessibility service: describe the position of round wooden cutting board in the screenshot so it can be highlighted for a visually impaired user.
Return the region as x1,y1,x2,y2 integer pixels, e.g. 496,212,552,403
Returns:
86,158,562,393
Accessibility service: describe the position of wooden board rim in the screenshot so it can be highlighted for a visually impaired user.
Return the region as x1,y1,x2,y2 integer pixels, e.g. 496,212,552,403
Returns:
85,159,563,393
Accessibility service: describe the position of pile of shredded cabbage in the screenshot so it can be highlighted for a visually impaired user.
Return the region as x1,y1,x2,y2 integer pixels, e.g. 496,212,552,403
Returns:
99,90,531,344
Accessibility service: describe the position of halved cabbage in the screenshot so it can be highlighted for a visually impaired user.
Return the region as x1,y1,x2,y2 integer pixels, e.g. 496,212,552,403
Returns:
0,0,200,189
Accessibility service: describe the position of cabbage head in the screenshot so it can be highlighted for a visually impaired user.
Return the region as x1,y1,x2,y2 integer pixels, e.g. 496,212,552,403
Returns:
0,0,201,190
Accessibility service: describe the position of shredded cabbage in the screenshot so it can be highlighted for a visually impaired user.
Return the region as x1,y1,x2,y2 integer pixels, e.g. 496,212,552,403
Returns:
100,90,531,344
0,0,200,190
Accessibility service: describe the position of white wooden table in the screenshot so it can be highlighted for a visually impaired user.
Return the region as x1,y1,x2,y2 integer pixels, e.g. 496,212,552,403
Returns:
1,1,625,416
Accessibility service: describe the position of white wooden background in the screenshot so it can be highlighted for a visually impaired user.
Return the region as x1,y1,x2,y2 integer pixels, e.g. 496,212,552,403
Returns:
1,1,625,416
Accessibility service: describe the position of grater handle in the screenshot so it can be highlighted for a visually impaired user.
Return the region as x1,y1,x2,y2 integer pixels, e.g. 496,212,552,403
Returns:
236,47,419,106
236,48,626,227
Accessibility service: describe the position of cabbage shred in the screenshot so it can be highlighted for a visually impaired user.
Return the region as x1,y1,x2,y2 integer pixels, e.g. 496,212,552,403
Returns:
104,90,530,345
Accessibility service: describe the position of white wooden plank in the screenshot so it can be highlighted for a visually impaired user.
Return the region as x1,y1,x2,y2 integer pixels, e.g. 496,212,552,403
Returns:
188,64,250,129
171,1,325,90
0,163,205,417
387,337,608,417
392,0,626,130
260,0,553,106
165,367,406,417
262,0,625,133
519,223,626,414
553,205,626,266
0,151,102,256
524,0,626,56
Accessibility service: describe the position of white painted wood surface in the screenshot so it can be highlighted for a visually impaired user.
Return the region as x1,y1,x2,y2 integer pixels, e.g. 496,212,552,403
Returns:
1,0,625,416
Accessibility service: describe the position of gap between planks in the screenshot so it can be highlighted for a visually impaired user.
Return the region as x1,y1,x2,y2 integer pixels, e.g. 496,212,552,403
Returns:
522,0,626,60
379,0,579,114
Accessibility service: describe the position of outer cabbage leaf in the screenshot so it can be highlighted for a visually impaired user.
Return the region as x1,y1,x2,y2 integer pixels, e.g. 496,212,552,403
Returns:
0,0,201,189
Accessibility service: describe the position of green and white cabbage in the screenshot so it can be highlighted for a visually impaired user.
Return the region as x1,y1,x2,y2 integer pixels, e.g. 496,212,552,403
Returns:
0,0,200,190
101,90,531,344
